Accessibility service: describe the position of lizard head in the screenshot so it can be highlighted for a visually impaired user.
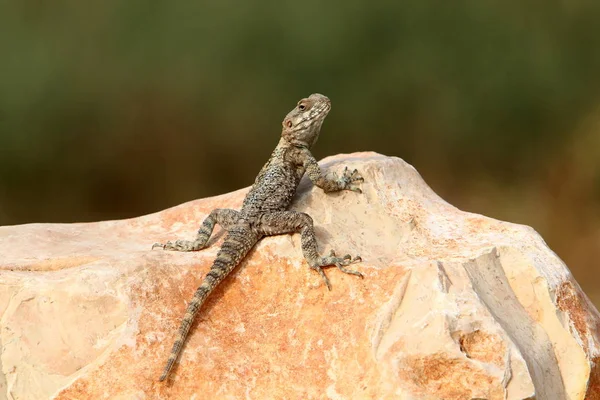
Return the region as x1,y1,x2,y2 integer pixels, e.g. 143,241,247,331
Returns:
281,93,331,148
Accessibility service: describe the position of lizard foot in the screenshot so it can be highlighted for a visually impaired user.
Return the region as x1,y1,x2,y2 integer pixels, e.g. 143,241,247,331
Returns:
311,250,363,290
338,166,364,193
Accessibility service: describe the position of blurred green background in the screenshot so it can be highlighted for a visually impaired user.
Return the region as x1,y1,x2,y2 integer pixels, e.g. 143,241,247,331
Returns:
1,1,600,305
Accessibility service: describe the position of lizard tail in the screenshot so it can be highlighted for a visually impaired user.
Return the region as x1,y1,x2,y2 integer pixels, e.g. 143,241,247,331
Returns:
159,229,259,381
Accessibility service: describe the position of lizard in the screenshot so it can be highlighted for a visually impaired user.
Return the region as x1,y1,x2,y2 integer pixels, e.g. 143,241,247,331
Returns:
153,93,364,382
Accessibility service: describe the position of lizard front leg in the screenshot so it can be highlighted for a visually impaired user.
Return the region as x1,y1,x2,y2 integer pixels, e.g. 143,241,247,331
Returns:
303,152,364,193
257,211,362,290
153,208,240,251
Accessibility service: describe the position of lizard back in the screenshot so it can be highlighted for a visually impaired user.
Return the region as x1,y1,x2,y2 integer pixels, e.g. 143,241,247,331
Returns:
241,142,305,215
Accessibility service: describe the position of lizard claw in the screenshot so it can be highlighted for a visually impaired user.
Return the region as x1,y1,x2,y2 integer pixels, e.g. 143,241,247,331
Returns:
318,267,332,291
347,167,364,181
334,253,364,278
339,166,364,193
313,250,364,287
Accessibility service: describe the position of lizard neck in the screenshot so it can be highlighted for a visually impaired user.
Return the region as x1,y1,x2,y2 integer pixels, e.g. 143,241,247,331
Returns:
277,136,311,150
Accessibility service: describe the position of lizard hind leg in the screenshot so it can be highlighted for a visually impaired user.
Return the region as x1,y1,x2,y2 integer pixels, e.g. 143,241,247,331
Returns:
153,208,240,252
257,210,363,290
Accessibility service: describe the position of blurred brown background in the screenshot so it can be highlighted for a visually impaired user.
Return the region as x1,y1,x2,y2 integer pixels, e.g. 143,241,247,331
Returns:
1,1,599,305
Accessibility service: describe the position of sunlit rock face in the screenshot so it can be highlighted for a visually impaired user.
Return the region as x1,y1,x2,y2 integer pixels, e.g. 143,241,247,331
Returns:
1,153,598,400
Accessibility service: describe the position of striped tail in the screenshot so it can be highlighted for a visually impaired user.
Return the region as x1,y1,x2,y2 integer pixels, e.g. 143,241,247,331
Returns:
159,229,259,381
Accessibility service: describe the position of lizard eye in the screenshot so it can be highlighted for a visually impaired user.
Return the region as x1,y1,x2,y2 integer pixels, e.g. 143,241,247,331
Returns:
286,120,293,128
298,103,306,111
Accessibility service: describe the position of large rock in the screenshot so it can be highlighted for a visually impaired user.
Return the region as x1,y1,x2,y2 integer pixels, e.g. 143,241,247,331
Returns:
1,152,599,399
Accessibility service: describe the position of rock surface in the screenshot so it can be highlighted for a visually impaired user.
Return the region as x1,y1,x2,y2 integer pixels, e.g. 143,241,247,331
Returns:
1,152,599,400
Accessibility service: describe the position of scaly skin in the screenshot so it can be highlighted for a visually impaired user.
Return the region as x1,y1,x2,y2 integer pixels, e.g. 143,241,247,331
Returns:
153,93,364,382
